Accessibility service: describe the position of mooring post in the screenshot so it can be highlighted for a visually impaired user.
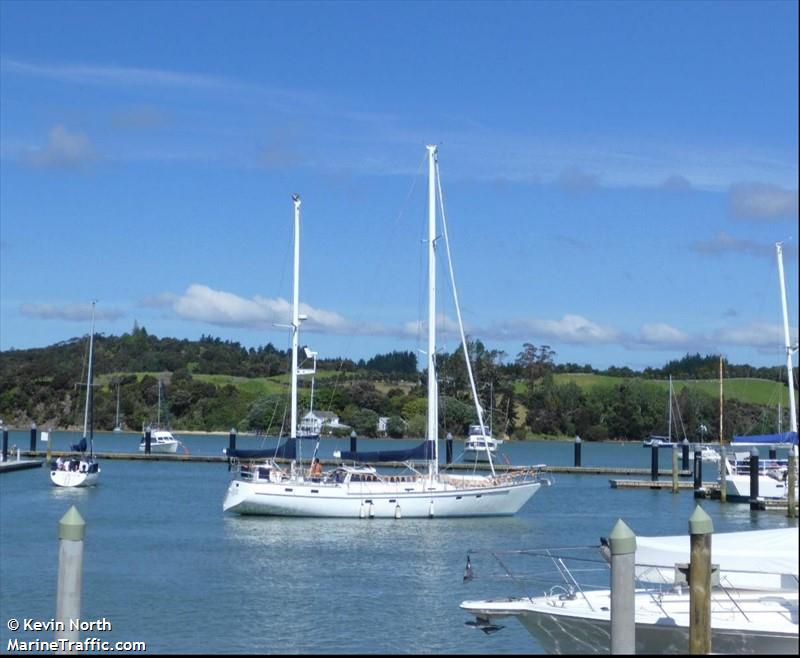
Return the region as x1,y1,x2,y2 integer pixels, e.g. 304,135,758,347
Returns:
144,427,152,455
574,435,582,467
650,444,658,481
688,505,713,655
768,447,777,460
30,422,37,453
609,518,636,654
672,446,679,494
719,445,727,503
55,506,85,647
682,438,690,471
350,430,357,453
749,447,760,510
1,427,8,462
445,433,453,464
786,449,796,520
228,428,236,471
693,450,703,498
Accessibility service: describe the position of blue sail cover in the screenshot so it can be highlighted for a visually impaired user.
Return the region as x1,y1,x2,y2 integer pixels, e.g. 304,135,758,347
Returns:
227,437,309,461
71,437,88,452
732,431,797,446
338,439,434,463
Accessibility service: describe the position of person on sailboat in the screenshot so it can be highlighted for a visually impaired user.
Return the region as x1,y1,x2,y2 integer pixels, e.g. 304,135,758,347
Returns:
309,458,322,480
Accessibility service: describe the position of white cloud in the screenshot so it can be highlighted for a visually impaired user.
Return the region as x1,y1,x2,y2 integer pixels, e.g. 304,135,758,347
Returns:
690,232,776,259
488,314,619,344
637,323,692,346
20,303,124,322
21,124,99,169
729,182,798,221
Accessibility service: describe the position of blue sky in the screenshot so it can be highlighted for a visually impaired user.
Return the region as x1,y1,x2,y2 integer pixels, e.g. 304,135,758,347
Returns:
1,0,797,371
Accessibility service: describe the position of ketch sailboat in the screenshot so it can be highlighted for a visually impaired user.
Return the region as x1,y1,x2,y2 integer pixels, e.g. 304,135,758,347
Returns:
50,302,101,487
223,147,549,517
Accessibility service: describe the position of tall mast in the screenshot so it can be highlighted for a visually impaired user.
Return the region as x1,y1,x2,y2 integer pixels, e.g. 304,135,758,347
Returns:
668,375,673,442
776,242,797,434
719,355,724,444
83,301,96,457
291,193,302,444
427,145,439,479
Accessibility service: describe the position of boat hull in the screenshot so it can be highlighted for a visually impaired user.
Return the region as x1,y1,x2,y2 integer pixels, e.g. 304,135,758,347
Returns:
462,589,799,655
50,467,100,488
139,441,179,454
223,478,541,517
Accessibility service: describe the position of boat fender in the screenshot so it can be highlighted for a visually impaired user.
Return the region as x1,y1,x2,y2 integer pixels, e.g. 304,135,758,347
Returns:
394,504,402,519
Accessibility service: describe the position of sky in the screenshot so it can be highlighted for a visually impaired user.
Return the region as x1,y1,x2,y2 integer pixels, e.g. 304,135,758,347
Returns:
0,0,798,372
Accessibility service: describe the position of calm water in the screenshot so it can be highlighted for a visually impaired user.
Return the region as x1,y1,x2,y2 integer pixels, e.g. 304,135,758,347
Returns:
1,431,795,654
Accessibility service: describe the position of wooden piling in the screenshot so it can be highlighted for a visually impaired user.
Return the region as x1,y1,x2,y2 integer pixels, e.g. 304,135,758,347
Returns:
788,451,796,519
688,506,712,655
671,447,679,494
719,445,727,503
608,519,636,654
55,506,85,648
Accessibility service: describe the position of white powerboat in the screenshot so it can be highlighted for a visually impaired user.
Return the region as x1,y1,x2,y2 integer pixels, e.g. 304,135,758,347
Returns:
463,424,504,462
139,429,181,453
461,527,799,654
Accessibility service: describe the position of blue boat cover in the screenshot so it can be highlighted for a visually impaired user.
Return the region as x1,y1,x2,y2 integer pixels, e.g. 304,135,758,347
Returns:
338,439,434,463
732,431,797,446
226,437,314,461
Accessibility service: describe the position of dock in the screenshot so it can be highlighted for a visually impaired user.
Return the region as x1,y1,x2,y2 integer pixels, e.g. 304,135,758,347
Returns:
0,458,44,473
610,479,719,491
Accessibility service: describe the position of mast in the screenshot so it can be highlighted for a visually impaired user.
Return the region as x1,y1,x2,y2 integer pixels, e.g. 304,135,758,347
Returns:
83,301,96,457
719,355,724,444
426,145,439,479
115,382,121,428
157,380,162,427
776,242,797,434
668,375,673,443
291,193,301,448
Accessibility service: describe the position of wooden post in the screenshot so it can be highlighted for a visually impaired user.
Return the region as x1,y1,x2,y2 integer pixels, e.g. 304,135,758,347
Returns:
749,447,760,510
574,435,582,467
719,445,727,503
609,519,636,654
650,444,658,481
688,505,713,655
55,506,85,648
672,446,679,494
787,450,796,519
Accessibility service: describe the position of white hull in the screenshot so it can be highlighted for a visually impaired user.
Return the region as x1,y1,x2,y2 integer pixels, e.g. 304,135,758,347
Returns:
50,466,100,488
139,440,180,454
461,588,799,655
223,476,541,517
724,472,797,502
463,447,498,462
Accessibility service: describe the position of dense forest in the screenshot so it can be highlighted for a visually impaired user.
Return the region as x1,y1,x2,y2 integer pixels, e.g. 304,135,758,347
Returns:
0,325,794,442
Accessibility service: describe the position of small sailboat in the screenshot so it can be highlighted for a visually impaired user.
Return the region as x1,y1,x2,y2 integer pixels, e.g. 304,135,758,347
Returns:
642,376,682,448
223,148,550,517
113,381,123,432
463,383,504,462
50,302,101,487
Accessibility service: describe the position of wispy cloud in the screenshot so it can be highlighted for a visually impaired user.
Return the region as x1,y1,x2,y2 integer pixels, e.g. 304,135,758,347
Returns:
636,323,693,347
690,232,790,259
556,166,601,194
487,314,620,344
20,303,124,322
729,182,798,221
20,124,99,169
660,174,693,191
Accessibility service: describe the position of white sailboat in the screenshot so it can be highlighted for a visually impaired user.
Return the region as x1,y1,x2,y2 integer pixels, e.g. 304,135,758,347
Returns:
642,375,682,448
463,383,504,462
720,241,799,502
113,381,123,432
139,380,182,453
50,302,101,487
460,527,799,654
223,146,549,517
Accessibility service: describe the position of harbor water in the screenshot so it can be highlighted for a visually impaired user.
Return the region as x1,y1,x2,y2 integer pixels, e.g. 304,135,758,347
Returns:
1,431,795,654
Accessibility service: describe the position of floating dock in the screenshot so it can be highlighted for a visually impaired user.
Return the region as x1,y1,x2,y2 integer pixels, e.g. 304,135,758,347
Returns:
0,458,44,474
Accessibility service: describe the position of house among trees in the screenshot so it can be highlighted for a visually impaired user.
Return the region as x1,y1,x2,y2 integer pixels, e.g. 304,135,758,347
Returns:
299,410,349,436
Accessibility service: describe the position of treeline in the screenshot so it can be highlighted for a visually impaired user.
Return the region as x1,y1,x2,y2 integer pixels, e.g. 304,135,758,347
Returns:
0,328,792,440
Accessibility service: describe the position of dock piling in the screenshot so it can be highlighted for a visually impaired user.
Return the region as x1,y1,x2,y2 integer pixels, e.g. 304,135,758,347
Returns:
688,506,713,655
29,423,37,453
1,427,7,462
671,446,679,494
693,450,703,497
445,433,453,464
350,430,357,453
144,427,152,455
749,448,760,510
608,518,636,654
55,506,85,647
574,436,582,467
228,428,236,471
682,438,690,471
650,445,658,481
719,445,727,503
787,450,796,519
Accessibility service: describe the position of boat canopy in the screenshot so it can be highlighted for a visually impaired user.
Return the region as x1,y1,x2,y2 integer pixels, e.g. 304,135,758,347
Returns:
732,431,797,446
632,527,798,590
338,439,434,463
